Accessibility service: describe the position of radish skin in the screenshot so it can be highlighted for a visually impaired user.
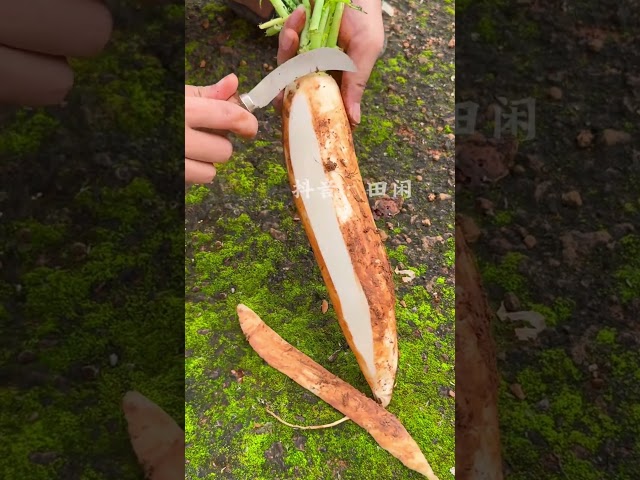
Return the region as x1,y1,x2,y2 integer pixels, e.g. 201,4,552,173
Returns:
237,304,439,480
282,72,398,407
122,391,184,480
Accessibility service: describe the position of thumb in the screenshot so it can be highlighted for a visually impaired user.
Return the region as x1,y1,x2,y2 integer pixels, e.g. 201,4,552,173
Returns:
185,74,239,99
340,43,379,126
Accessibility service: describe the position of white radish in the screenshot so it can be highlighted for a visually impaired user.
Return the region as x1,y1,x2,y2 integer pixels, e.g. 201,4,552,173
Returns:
282,72,398,406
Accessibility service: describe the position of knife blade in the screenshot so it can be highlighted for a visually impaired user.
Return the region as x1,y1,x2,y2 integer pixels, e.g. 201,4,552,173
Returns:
233,48,357,112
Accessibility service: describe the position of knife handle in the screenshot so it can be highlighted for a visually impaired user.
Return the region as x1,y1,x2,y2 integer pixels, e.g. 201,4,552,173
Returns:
227,92,255,113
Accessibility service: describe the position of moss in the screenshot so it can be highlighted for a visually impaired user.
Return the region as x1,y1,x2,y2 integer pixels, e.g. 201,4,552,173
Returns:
186,185,212,205
493,210,513,226
481,251,529,299
0,110,59,156
185,211,453,478
614,234,640,303
595,327,617,345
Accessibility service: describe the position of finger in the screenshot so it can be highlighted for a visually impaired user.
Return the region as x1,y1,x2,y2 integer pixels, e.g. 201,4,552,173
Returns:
340,39,381,125
277,6,305,66
0,45,73,106
0,0,112,57
185,74,239,100
185,158,216,185
185,97,258,138
273,91,284,113
185,128,234,164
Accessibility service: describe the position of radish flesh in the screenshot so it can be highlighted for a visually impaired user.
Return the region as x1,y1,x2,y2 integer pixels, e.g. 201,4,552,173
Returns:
282,72,398,406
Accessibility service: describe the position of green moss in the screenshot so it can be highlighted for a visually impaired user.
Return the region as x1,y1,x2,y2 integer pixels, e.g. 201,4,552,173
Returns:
186,185,211,205
0,110,59,156
614,235,640,303
481,251,528,299
493,210,513,226
595,327,617,345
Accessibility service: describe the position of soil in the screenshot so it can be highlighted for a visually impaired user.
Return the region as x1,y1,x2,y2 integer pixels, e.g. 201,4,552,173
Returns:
185,0,456,478
0,3,184,479
456,1,640,479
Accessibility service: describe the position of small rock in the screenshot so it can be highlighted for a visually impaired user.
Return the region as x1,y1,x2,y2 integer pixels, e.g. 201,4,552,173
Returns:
199,59,206,68
510,383,526,400
399,300,407,308
416,175,423,181
17,350,36,364
457,215,481,243
321,300,329,314
602,129,631,146
427,193,436,202
109,353,118,366
504,293,521,312
220,46,234,55
202,19,210,29
588,37,604,52
438,193,452,201
475,197,495,214
421,218,431,227
269,228,287,242
512,165,526,175
536,398,550,410
81,365,99,380
562,190,582,207
548,86,563,100
378,229,388,241
576,129,594,148
29,451,59,465
523,235,537,249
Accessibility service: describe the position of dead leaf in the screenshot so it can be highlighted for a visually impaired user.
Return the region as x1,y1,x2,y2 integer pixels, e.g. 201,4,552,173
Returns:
394,266,416,283
503,310,546,340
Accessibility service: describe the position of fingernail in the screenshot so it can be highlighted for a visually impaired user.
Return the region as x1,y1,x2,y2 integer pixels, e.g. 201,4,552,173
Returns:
350,104,361,125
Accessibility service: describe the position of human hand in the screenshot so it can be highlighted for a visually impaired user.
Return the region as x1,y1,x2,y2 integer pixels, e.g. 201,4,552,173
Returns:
0,0,113,106
275,0,385,126
185,74,259,184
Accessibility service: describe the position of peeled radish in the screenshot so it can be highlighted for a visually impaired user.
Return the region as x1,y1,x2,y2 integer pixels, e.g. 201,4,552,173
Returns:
281,72,398,406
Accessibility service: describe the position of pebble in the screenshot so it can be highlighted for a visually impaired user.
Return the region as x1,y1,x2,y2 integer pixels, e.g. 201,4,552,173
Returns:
503,292,521,312
576,129,594,148
548,86,563,100
438,193,452,201
562,190,583,207
17,350,36,364
523,234,537,249
602,129,631,146
510,383,526,400
109,353,118,366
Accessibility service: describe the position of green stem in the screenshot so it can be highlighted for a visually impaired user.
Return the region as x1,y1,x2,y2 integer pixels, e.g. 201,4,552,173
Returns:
309,0,325,32
269,0,290,19
259,17,286,29
299,0,312,51
313,5,331,49
326,2,344,47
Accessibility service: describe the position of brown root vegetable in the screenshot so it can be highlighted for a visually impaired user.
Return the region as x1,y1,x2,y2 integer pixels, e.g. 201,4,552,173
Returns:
122,391,184,480
455,221,503,480
236,304,438,480
281,72,398,407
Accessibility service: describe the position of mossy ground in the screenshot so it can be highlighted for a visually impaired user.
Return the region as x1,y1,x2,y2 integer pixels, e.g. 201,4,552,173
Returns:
0,3,184,478
185,0,455,478
458,1,640,478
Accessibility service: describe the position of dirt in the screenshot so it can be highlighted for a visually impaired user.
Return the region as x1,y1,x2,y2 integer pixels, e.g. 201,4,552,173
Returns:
185,0,455,478
457,1,640,478
0,3,184,479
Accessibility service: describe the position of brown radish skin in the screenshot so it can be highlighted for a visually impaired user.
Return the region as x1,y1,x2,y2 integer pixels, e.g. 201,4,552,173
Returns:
122,391,184,480
236,304,439,480
281,72,398,407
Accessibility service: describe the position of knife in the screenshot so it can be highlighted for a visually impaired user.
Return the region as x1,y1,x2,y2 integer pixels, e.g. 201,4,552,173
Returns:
230,47,357,112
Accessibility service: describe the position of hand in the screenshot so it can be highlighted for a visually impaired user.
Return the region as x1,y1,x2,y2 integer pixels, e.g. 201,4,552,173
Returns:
0,0,113,106
185,74,259,184
275,1,385,126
